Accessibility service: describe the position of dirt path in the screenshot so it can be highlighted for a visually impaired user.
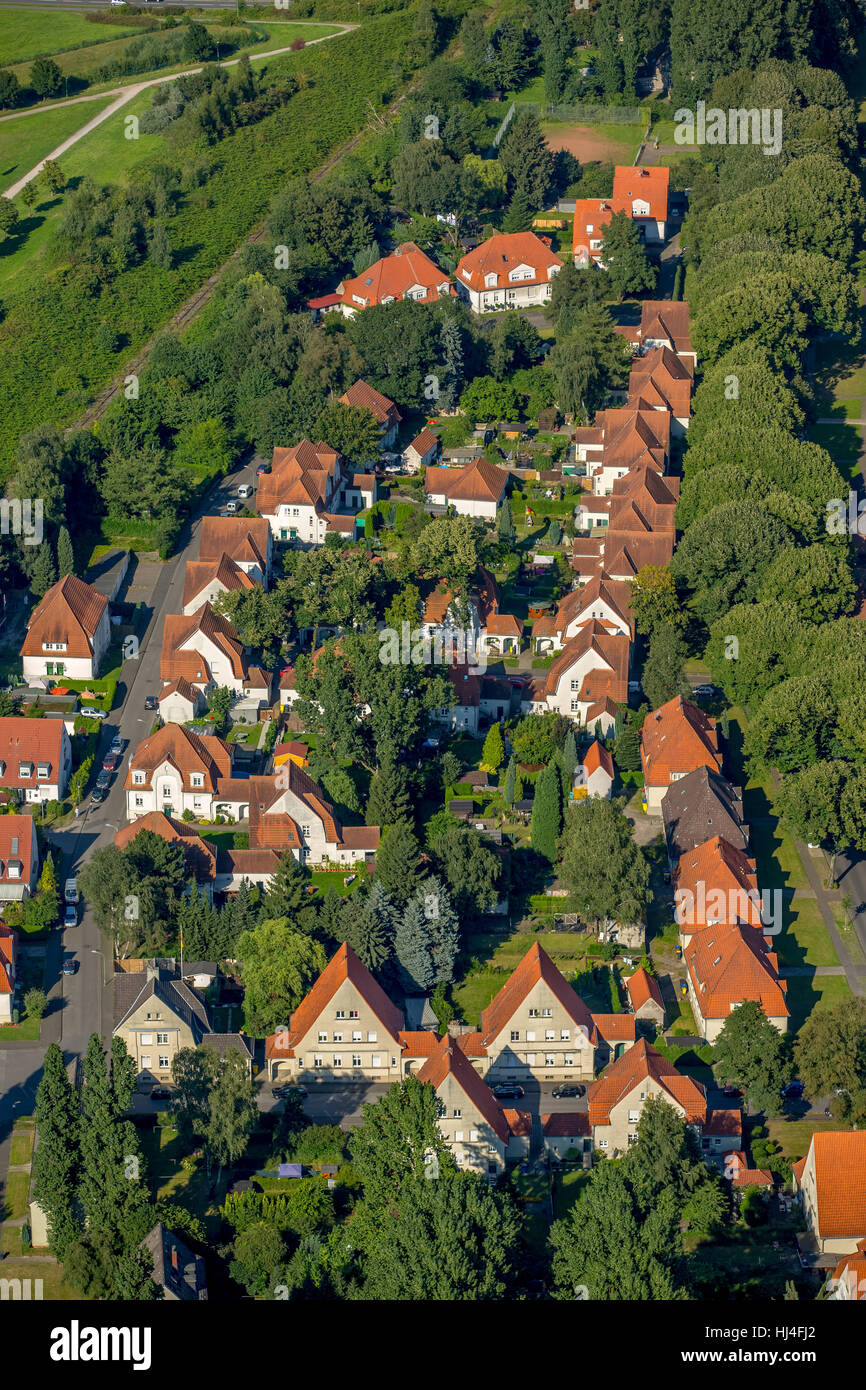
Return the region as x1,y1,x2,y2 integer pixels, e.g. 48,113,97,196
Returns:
1,25,356,201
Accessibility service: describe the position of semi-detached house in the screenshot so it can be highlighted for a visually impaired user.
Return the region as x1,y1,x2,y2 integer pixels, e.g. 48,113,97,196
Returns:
456,232,563,312
257,439,374,547
333,242,453,315
21,573,110,682
198,516,272,587
0,716,72,805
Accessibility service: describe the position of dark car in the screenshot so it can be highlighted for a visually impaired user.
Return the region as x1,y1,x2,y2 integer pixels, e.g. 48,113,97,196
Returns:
492,1084,525,1100
256,463,270,476
144,696,158,711
150,1086,171,1100
275,1084,307,1100
721,1084,743,1098
110,735,123,756
781,1081,805,1099
102,752,118,772
91,785,107,804
96,769,111,789
61,959,77,976
551,1084,586,1099
64,904,77,927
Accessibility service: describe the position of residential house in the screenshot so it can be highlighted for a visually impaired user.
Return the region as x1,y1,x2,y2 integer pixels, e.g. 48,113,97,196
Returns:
182,553,259,616
334,242,453,315
114,812,218,892
640,695,721,812
625,966,665,1027
533,575,634,652
529,622,630,733
421,567,522,657
586,407,670,497
141,1223,207,1301
430,663,481,737
724,1150,773,1191
793,1132,866,1256
160,603,270,721
587,1038,706,1157
257,439,363,547
828,1239,866,1300
674,835,764,948
339,379,402,450
403,428,439,473
248,765,380,867
573,165,669,266
572,740,615,800
158,677,205,726
0,716,72,805
0,924,17,1023
0,816,39,903
662,766,747,868
213,847,283,894
425,456,509,519
113,960,252,1084
637,300,696,367
198,516,272,587
21,574,110,682
416,1034,531,1178
627,345,693,435
541,1111,592,1160
455,232,563,312
125,723,235,822
685,921,789,1042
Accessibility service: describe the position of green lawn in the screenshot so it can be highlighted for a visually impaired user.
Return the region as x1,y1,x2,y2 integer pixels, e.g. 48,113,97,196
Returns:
766,1116,851,1160
9,1133,34,1167
2,1171,30,1220
749,821,809,894
0,8,141,65
0,1257,86,1298
785,973,852,1032
807,422,861,477
0,97,117,193
452,969,503,1027
777,898,841,969
552,1165,592,1220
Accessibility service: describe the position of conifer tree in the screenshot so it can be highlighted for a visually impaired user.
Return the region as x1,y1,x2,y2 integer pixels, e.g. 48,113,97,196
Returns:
531,762,562,861
32,1042,82,1259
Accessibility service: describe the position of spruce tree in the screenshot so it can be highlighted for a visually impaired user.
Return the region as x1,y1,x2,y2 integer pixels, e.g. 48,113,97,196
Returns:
56,524,75,578
561,729,578,789
481,721,505,774
374,821,423,908
531,762,562,862
263,851,313,921
394,896,435,994
32,1043,82,1259
498,501,517,544
439,316,464,412
29,540,57,598
345,882,396,972
425,875,460,985
504,755,517,806
502,182,534,234
366,750,411,827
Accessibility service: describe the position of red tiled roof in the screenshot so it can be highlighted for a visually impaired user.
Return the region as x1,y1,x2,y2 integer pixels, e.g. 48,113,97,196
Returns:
795,1132,866,1239
457,232,562,289
397,1030,442,1058
336,242,453,310
268,942,404,1057
182,554,256,611
161,604,247,685
727,1151,773,1188
124,723,233,794
587,1038,706,1126
258,439,342,515
22,574,107,660
541,1111,591,1138
591,1013,637,1043
407,428,438,457
199,517,269,572
0,924,17,995
425,456,509,504
704,1108,742,1138
339,379,401,425
0,815,35,888
639,300,693,355
686,921,788,1021
0,717,67,790
831,1240,866,1299
625,966,664,1013
675,836,763,935
543,623,629,705
480,942,597,1047
583,739,614,780
416,1033,510,1144
641,695,720,787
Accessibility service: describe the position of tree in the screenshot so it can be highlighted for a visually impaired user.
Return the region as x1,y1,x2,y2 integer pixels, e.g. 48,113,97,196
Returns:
714,1002,788,1116
55,525,74,578
20,181,37,213
670,502,792,627
774,760,866,882
498,108,553,207
358,1171,524,1300
438,315,464,412
313,402,381,469
231,1221,286,1296
30,57,63,99
599,210,657,298
481,721,505,775
411,513,482,585
24,987,48,1020
498,501,516,544
394,895,435,994
170,1045,219,1149
32,1043,81,1259
261,851,314,924
429,823,499,918
795,996,866,1125
642,624,690,710
458,375,521,426
366,750,412,827
630,565,685,637
29,541,56,599
0,200,20,240
504,755,517,806
531,762,562,862
548,304,631,420
374,821,424,908
558,798,651,926
348,1076,453,1208
207,1049,259,1180
501,182,534,233
0,68,21,111
236,920,327,1036
344,881,397,972
183,21,217,62
511,712,559,764
41,160,65,196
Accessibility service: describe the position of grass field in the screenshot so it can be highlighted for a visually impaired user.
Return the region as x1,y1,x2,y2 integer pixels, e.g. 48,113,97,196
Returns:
785,973,851,1031
766,1116,850,1159
9,1132,34,1168
0,9,141,65
2,1171,30,1220
0,1258,85,1298
0,97,117,194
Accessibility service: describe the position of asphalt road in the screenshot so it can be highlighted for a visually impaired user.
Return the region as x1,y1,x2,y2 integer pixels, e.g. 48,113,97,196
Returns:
834,849,866,960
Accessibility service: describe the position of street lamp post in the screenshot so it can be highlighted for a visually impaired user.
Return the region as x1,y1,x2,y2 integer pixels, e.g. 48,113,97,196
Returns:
91,948,110,987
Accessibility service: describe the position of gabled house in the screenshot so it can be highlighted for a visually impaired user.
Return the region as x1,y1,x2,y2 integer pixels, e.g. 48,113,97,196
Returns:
125,723,235,822
533,575,634,652
425,456,509,519
456,232,563,312
674,835,763,948
417,1034,531,1178
530,621,630,733
0,816,39,902
403,428,439,473
685,922,789,1042
0,924,17,1023
793,1132,866,1256
142,1223,207,1302
114,811,218,891
161,603,268,720
0,716,72,804
607,465,679,532
158,677,205,726
21,573,110,682
637,300,696,366
587,407,670,497
829,1239,866,1300
113,959,252,1083
257,439,363,547
198,517,272,587
587,1038,705,1157
572,740,614,800
624,966,665,1027
627,345,694,434
421,567,522,656
334,242,453,315
431,663,482,737
338,379,402,450
662,766,747,868
724,1150,774,1190
247,767,380,867
640,695,721,812
182,553,258,616
573,165,669,266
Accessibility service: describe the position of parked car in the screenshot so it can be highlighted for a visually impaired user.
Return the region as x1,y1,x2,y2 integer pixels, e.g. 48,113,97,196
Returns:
110,735,123,756
144,696,158,711
551,1084,585,1099
64,877,78,904
64,904,77,927
721,1085,743,1098
91,785,107,804
150,1086,171,1100
225,500,239,514
693,684,716,697
256,463,270,476
102,752,118,772
237,484,253,499
274,1084,307,1100
781,1081,805,1099
96,769,111,790
80,706,106,719
61,959,77,976
492,1083,525,1100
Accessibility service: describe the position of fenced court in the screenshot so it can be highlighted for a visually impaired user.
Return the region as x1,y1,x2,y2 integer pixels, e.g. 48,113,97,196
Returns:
539,105,648,165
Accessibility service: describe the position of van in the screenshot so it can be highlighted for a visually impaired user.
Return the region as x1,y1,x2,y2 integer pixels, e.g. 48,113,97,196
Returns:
65,878,78,905
237,484,253,499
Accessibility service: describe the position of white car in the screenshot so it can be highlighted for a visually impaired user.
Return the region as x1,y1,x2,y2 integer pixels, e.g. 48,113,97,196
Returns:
225,501,239,514
80,707,107,719
237,484,253,499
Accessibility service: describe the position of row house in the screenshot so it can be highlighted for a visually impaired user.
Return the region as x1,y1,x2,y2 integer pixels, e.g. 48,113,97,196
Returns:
0,716,72,805
685,920,789,1042
21,573,110,682
0,815,39,903
525,621,630,735
662,765,747,868
573,165,669,267
182,553,259,617
829,1240,866,1301
416,1036,531,1178
794,1132,866,1259
338,379,402,450
160,602,271,722
198,516,272,587
0,923,17,1023
624,966,665,1027
425,455,509,519
333,242,454,315
575,407,670,498
455,232,562,313
533,574,634,653
636,300,697,367
627,345,694,435
257,439,374,547
640,694,721,812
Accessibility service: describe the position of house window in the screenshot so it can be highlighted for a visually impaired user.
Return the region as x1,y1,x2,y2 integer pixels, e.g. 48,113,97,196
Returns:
510,1030,520,1041
526,1031,536,1042
37,763,50,779
158,1056,169,1070
570,700,581,712
135,797,144,808
133,772,145,785
627,1133,639,1145
570,679,580,691
157,1033,169,1045
372,1054,382,1068
455,1131,464,1142
528,1008,540,1018
453,1109,461,1118
318,1032,327,1043
367,1032,377,1043
599,1139,609,1149
314,1056,323,1068
564,1055,574,1066
545,1054,555,1066
352,1055,362,1068
301,825,311,838
140,1034,153,1046
140,1055,152,1068
561,1030,570,1041
349,1010,358,1019
352,1031,362,1042
526,1054,536,1066
542,1009,551,1018
545,1030,555,1041
333,1033,343,1043
191,774,203,788
333,1056,342,1068
335,1011,346,1019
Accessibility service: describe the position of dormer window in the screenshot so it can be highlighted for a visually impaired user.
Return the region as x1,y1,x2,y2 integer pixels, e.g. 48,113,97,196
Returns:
18,762,33,779
42,641,67,652
191,774,204,788
484,273,498,288
133,771,145,785
7,861,21,879
37,762,50,780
